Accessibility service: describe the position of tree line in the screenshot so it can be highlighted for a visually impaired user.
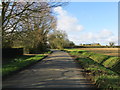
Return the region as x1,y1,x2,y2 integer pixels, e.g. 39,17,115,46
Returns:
1,2,74,53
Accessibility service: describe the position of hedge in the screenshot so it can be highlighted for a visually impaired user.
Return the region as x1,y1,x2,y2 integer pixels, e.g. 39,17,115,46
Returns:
2,48,23,58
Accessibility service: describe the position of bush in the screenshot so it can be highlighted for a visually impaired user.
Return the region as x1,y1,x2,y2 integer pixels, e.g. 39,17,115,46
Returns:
2,48,23,58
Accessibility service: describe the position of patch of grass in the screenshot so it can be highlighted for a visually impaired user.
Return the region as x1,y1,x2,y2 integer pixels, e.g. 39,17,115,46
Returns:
81,52,94,57
77,51,109,64
76,57,116,76
64,49,85,52
103,57,120,74
67,49,120,74
96,75,120,89
69,51,82,56
2,52,50,76
65,49,120,89
44,51,52,54
89,53,109,64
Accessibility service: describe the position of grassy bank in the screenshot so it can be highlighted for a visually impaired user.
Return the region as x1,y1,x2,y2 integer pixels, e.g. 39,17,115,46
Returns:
2,51,52,77
65,49,120,89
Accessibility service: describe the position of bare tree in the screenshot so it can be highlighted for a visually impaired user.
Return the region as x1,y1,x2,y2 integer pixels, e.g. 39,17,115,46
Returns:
2,2,35,48
2,1,65,50
109,42,115,47
19,3,57,53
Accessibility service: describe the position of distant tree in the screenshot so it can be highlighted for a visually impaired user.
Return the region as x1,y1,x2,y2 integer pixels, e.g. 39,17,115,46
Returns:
48,30,66,49
48,30,74,49
69,41,75,47
109,42,115,47
79,43,83,46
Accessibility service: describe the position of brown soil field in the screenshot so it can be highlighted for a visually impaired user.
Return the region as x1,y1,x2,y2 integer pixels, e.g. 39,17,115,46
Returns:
78,48,119,57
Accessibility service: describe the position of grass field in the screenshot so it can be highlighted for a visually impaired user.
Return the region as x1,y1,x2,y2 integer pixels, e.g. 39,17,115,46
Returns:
77,48,119,57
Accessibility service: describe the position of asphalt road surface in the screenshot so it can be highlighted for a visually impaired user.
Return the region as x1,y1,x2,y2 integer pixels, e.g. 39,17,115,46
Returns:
3,50,96,89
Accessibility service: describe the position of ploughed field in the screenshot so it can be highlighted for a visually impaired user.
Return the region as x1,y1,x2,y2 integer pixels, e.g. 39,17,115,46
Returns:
78,48,119,57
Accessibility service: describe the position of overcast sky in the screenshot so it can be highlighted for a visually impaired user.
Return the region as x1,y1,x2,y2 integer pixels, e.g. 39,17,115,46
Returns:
53,2,118,45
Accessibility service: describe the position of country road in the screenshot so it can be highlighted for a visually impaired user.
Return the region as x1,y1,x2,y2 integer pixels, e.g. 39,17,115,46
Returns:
3,50,96,89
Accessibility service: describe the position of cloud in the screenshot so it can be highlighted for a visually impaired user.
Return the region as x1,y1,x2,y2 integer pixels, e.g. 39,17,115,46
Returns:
54,7,84,32
97,29,113,39
53,7,118,45
69,29,118,45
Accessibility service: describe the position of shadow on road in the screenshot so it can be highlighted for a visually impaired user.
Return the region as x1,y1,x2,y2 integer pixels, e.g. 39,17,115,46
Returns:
3,50,96,89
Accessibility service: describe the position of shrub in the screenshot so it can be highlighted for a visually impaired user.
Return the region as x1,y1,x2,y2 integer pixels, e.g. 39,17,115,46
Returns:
2,48,23,57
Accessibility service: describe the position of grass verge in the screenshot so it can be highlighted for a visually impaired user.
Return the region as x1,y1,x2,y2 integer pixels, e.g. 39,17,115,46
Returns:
2,51,52,78
65,49,120,89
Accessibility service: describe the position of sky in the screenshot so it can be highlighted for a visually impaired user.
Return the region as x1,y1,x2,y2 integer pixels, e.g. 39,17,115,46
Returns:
53,2,118,45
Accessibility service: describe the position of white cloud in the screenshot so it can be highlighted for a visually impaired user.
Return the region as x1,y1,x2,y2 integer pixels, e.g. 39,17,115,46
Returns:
54,7,84,32
97,29,113,39
69,29,118,45
79,29,118,44
53,7,118,46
